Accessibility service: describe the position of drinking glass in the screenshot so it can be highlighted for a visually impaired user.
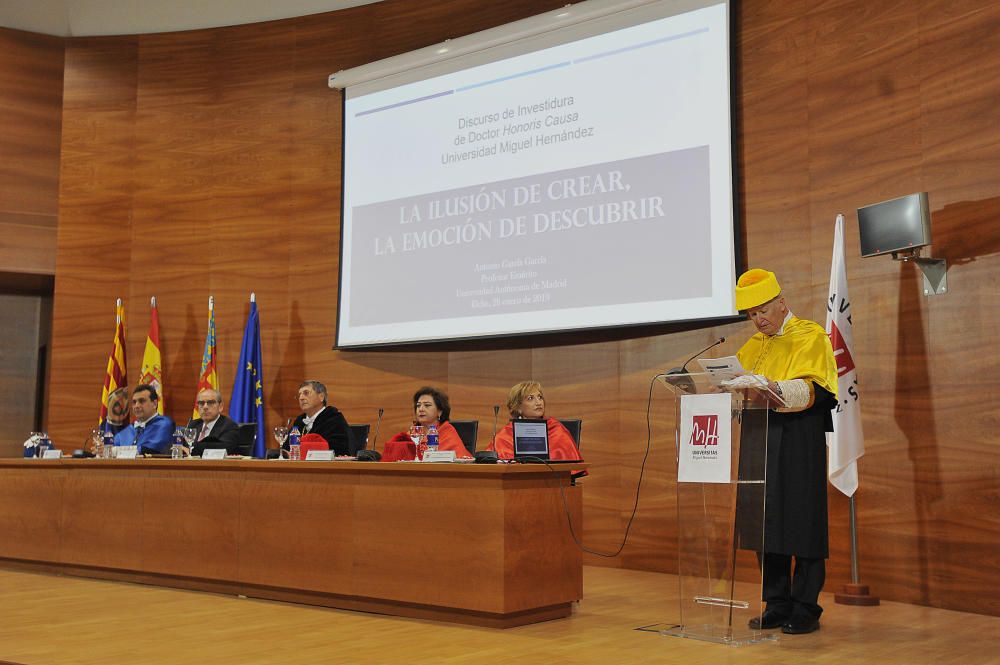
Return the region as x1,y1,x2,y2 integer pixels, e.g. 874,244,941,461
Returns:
273,426,289,459
408,424,426,461
37,432,51,456
181,426,197,455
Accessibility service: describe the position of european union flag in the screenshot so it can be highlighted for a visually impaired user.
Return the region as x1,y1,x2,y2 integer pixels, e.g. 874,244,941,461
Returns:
230,298,266,458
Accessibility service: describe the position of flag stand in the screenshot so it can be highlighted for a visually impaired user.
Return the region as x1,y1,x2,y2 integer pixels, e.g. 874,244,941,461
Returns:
834,495,880,606
827,213,879,608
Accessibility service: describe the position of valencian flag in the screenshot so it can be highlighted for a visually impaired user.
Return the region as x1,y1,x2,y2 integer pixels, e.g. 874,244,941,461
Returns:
99,298,128,424
192,296,219,420
230,294,266,458
139,296,165,415
826,214,865,496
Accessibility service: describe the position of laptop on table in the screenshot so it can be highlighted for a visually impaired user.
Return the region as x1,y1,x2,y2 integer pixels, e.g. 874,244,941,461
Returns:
512,419,582,464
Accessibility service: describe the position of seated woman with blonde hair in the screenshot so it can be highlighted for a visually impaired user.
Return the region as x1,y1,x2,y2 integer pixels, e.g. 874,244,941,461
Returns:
385,386,473,459
488,381,582,460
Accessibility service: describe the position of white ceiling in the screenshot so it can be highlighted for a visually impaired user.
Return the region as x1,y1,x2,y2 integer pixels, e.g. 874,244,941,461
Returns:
0,0,383,37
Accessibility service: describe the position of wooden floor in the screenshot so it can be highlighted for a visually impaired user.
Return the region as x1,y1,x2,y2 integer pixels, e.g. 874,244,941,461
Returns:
2,566,998,665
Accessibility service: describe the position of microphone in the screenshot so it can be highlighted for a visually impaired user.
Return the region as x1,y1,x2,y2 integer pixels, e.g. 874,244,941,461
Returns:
371,408,384,450
492,405,500,446
473,405,502,465
356,408,385,462
663,337,726,392
667,336,726,375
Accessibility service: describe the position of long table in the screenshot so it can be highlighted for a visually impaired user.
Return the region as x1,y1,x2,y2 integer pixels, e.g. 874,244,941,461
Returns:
0,458,585,627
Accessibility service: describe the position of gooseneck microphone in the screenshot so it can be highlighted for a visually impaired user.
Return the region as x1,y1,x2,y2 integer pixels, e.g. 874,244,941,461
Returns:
474,405,503,464
666,336,727,376
356,408,385,462
371,407,384,450
661,337,726,394
492,405,500,446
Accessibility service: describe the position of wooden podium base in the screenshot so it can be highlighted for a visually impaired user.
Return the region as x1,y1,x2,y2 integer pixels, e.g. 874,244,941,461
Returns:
835,583,880,606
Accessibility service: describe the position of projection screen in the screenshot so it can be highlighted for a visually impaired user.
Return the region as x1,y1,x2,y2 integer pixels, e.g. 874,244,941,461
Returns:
336,0,738,348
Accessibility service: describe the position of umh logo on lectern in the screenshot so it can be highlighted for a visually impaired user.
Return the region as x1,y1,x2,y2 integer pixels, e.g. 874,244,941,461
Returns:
690,415,719,446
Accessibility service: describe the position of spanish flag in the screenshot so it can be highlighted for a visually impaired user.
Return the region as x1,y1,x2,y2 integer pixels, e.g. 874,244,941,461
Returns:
192,296,219,419
99,299,128,424
139,297,165,415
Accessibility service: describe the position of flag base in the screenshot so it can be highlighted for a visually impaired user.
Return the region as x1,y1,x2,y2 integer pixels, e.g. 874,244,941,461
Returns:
835,583,880,606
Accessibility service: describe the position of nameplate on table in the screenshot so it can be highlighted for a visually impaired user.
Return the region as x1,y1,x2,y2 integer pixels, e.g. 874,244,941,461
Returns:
201,449,226,460
422,450,457,463
116,446,138,459
305,450,335,461
42,449,62,459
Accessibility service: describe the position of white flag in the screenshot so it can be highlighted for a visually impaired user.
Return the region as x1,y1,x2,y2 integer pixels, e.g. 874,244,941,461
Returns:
825,214,865,496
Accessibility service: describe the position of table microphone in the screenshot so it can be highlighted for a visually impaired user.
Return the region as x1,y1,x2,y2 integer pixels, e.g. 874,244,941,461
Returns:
474,405,502,464
371,407,384,449
492,405,500,445
356,408,385,462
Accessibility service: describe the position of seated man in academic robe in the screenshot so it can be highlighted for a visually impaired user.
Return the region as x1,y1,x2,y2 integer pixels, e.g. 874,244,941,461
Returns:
113,383,176,455
289,380,351,456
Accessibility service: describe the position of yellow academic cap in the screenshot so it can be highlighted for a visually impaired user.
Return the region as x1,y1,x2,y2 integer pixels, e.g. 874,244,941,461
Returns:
735,269,781,311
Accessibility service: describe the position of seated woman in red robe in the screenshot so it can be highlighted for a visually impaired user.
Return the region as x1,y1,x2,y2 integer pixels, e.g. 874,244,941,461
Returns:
488,381,582,460
385,386,473,459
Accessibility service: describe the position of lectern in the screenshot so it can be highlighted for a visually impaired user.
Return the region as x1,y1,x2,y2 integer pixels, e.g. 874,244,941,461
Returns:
656,371,785,645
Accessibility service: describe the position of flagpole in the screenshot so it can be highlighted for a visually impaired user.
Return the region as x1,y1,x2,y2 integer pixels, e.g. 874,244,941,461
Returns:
116,298,122,324
250,291,255,303
849,496,860,583
835,494,880,605
827,212,879,607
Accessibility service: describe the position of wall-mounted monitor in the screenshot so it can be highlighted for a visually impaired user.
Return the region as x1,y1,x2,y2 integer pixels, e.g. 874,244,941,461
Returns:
857,192,931,258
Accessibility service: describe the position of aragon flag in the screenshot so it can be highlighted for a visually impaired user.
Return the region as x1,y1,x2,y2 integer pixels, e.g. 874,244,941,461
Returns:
99,299,128,424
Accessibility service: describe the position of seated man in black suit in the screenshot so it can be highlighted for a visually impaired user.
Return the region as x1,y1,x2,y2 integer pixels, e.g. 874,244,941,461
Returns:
186,388,241,456
291,380,350,456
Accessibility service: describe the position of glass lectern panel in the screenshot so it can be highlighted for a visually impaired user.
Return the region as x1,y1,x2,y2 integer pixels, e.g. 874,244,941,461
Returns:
656,371,782,646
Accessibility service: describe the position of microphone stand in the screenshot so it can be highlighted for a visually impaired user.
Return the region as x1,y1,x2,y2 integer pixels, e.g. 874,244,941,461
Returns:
662,337,727,392
492,405,500,448
371,408,384,451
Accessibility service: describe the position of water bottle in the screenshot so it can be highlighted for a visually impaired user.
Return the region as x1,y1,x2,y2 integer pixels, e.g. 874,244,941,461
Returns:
37,434,51,457
426,424,439,455
289,427,301,461
102,430,115,459
171,430,184,459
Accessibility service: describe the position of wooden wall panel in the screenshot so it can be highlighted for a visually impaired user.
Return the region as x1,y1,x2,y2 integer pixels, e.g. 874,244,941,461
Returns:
0,295,44,454
40,0,1000,616
0,29,63,277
